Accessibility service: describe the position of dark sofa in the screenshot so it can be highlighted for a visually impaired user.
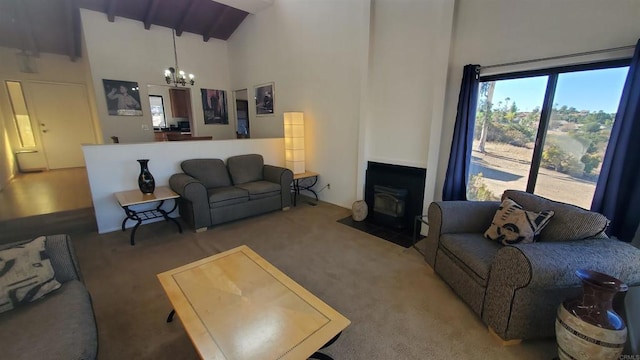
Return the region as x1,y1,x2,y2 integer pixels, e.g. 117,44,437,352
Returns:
169,154,293,231
0,234,98,359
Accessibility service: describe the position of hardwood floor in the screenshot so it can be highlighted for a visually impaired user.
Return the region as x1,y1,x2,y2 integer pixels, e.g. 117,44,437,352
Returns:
0,168,96,244
0,167,93,221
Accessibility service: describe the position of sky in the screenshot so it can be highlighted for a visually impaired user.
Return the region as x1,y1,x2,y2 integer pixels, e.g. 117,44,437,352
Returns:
489,66,629,113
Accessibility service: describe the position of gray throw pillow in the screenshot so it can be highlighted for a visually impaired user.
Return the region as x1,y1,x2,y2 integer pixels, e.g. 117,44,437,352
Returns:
502,190,609,242
0,236,61,314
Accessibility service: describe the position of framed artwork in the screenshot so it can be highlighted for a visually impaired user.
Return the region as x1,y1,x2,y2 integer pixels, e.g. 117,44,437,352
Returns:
102,79,143,116
201,89,228,125
255,82,275,116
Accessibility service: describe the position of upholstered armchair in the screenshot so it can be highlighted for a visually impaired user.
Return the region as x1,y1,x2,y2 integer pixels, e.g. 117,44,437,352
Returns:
424,190,640,341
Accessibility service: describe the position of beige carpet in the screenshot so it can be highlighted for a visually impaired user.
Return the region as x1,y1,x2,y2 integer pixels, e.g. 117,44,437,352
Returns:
71,199,557,360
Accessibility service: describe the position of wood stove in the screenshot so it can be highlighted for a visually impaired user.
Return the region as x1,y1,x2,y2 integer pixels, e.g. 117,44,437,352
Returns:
364,162,426,236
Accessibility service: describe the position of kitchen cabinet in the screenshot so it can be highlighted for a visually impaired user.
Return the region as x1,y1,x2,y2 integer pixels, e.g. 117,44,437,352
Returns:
169,88,192,119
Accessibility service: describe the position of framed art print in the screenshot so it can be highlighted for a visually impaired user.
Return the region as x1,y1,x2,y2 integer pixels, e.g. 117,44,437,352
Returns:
201,89,228,124
102,79,143,116
255,82,274,116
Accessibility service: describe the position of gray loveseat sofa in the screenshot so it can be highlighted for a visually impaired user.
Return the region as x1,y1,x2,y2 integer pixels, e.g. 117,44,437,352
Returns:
169,154,293,231
0,234,98,359
424,190,640,341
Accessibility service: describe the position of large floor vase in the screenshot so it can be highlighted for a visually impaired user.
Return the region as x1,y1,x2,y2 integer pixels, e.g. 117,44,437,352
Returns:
555,269,628,360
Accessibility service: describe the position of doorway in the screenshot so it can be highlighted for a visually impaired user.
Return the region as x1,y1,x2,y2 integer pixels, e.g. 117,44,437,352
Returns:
234,89,250,138
14,81,97,169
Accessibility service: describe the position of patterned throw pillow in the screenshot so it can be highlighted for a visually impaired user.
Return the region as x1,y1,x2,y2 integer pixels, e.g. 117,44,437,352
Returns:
484,198,555,245
502,190,609,242
0,236,61,314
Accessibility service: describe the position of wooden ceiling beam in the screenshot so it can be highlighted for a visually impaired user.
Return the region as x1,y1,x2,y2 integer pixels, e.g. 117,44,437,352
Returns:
63,0,80,61
106,0,118,22
203,7,231,42
175,0,197,37
143,0,160,30
14,0,39,56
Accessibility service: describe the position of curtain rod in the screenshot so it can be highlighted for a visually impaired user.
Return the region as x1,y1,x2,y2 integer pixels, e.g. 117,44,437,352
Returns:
481,45,636,71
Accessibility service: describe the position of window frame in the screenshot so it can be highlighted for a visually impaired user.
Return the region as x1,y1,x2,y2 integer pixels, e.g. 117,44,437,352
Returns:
149,94,167,129
476,58,631,195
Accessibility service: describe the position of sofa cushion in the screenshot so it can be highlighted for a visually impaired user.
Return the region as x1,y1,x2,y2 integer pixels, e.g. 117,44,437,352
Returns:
439,233,502,286
207,186,249,208
181,159,232,189
503,190,609,242
0,236,62,314
485,198,554,245
227,154,264,184
0,280,97,360
235,181,281,200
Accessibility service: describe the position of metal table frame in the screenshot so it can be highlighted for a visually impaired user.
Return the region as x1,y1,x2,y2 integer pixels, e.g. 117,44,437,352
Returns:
292,171,319,206
115,187,183,246
121,199,182,245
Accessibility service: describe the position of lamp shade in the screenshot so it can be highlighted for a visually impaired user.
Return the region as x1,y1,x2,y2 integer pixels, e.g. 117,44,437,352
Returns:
284,112,305,174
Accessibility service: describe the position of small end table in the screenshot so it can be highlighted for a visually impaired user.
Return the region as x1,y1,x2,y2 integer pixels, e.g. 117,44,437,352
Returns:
115,186,182,245
292,171,319,206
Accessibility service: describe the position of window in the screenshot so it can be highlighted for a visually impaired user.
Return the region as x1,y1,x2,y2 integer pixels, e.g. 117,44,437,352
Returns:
467,60,629,209
149,95,166,128
5,81,36,148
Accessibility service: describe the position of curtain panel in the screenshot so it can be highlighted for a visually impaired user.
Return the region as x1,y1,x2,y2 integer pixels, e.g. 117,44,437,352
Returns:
442,64,480,201
591,39,640,242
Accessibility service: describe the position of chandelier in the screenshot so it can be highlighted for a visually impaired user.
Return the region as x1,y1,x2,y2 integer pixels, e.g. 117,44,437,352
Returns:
164,29,194,86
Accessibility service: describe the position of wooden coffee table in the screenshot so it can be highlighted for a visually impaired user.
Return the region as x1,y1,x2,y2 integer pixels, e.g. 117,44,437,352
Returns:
157,245,350,360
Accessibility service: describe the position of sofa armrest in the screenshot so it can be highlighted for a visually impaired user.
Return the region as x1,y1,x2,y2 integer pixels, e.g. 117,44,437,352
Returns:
430,201,500,234
169,173,210,229
490,238,640,290
45,234,83,284
483,238,640,340
170,173,206,201
424,201,500,266
263,165,293,208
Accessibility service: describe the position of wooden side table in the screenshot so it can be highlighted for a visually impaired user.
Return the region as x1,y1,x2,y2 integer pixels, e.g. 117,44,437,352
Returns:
292,171,319,206
114,186,182,245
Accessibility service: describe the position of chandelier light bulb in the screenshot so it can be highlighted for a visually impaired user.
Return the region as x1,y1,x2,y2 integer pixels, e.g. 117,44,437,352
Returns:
164,69,170,76
189,74,194,79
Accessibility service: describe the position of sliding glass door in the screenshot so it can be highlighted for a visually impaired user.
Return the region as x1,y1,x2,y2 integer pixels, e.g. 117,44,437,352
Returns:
467,60,629,208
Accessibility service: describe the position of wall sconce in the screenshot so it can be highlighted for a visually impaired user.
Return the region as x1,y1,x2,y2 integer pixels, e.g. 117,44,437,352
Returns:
284,112,305,174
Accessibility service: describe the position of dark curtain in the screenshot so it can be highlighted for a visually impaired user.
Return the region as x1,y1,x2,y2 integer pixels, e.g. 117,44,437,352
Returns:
591,39,640,242
442,64,480,201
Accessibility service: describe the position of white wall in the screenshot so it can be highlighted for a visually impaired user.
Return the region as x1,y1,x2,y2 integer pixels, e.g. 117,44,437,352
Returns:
83,138,285,233
435,0,640,201
80,9,235,143
227,0,371,208
363,0,455,209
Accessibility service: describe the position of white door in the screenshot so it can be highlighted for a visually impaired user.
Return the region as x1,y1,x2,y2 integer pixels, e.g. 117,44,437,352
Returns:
24,82,96,169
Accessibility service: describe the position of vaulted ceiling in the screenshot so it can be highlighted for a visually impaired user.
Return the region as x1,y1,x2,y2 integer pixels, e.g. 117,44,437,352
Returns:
0,0,253,61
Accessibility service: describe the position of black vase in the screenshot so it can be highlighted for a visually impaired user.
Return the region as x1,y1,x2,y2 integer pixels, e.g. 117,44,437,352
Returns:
137,159,155,194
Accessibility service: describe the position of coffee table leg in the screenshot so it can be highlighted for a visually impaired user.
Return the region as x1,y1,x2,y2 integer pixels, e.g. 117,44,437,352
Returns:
308,332,341,360
308,353,333,360
166,309,176,323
